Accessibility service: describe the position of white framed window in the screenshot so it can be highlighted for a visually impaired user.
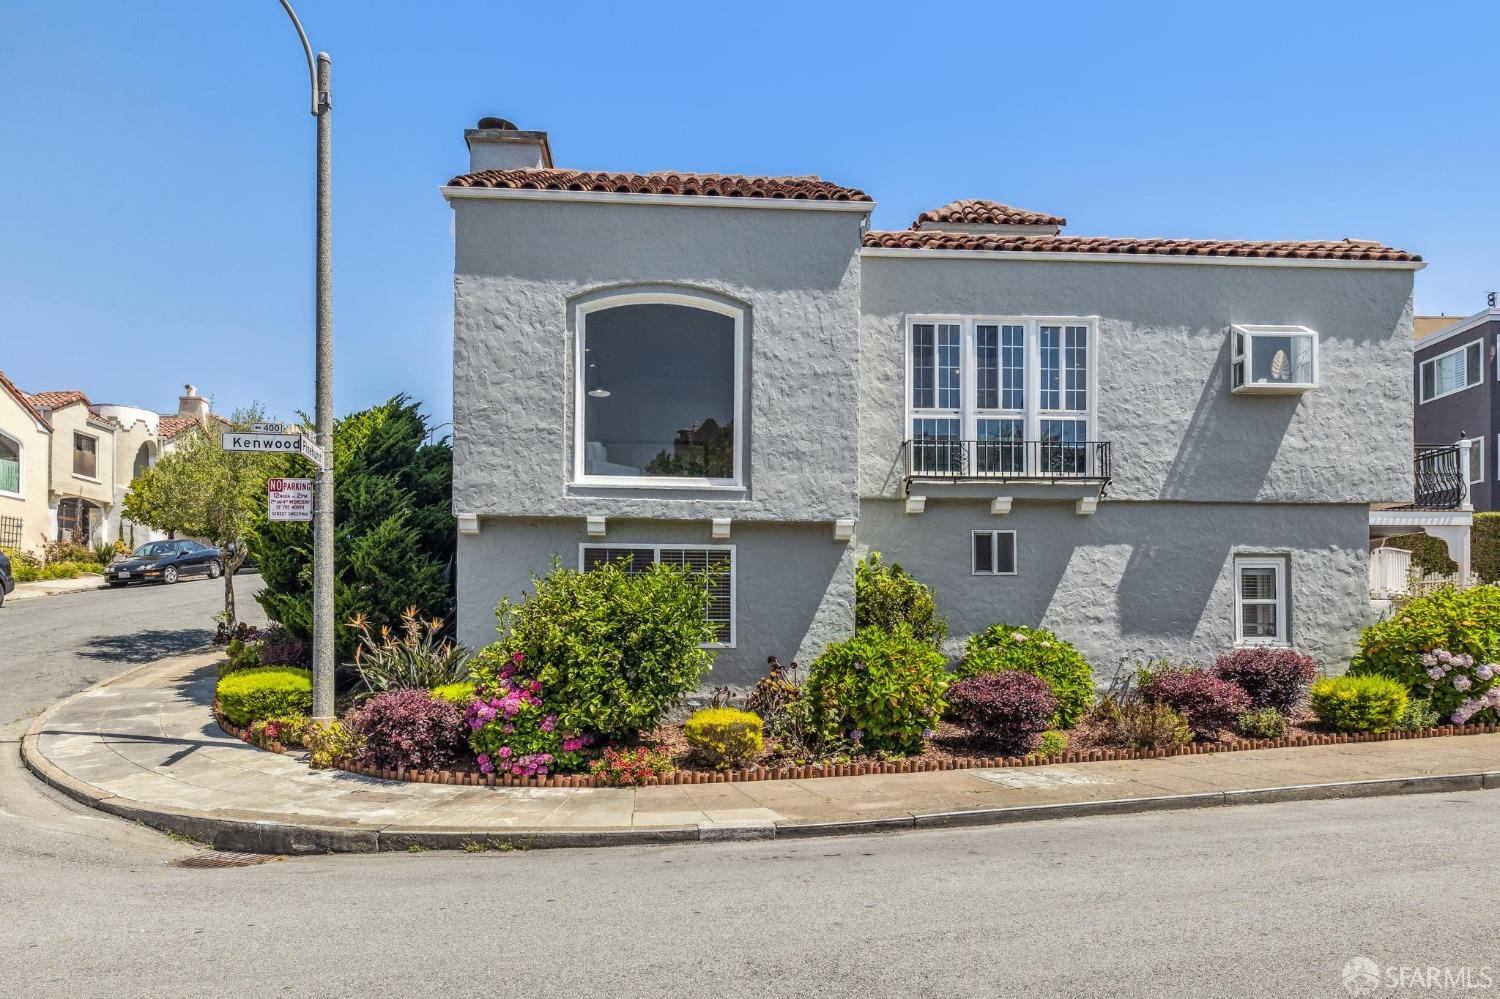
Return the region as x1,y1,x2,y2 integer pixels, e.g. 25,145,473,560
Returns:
0,431,20,497
1230,325,1318,394
1234,556,1288,646
907,316,1097,476
1469,437,1484,485
72,432,98,479
573,292,744,490
1420,340,1483,404
579,543,735,647
971,530,1017,576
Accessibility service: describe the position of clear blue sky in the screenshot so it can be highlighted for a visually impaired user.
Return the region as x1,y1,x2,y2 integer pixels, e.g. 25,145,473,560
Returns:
3,1,1496,426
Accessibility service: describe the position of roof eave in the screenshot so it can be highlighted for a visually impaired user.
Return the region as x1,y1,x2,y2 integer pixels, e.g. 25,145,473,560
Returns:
441,185,876,213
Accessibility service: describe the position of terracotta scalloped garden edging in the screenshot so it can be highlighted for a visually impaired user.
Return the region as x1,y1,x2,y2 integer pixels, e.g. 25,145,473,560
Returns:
212,708,1500,790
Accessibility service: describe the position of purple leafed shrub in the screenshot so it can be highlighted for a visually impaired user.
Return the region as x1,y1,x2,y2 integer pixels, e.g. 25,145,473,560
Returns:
259,625,311,668
347,688,466,771
946,670,1058,756
1213,648,1317,713
1141,667,1251,740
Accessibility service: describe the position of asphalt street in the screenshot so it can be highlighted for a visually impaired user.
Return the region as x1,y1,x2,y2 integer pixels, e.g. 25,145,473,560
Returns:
1,583,1497,998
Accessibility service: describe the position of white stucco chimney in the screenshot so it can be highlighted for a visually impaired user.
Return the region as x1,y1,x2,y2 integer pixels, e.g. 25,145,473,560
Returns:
465,116,553,173
177,384,209,423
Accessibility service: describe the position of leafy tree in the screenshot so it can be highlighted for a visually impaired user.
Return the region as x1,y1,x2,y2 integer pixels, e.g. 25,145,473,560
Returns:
122,407,272,626
247,396,453,659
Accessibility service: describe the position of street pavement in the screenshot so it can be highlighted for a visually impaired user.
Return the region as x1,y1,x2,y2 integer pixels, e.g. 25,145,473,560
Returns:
3,583,1499,996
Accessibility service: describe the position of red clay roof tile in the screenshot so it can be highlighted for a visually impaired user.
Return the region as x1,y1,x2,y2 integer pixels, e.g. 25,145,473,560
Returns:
26,389,91,411
913,199,1066,228
0,371,51,430
862,230,1421,262
448,168,872,203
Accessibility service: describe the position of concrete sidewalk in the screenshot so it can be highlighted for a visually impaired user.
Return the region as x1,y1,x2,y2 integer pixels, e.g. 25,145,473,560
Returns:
22,650,1500,854
8,574,107,602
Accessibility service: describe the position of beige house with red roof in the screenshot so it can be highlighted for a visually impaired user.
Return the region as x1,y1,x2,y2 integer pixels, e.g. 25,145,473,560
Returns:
0,378,219,554
446,120,1430,684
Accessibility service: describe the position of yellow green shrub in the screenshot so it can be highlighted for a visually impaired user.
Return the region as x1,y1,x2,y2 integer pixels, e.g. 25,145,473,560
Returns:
684,707,764,769
1310,675,1407,733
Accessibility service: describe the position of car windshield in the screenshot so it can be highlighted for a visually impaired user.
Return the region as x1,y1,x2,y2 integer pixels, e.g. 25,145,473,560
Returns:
133,542,180,558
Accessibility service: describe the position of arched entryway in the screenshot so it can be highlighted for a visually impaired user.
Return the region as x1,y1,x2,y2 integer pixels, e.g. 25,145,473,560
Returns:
57,497,103,547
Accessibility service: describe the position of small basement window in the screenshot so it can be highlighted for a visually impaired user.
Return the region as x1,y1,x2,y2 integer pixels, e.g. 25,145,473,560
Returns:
580,544,734,646
1230,325,1318,394
972,530,1017,575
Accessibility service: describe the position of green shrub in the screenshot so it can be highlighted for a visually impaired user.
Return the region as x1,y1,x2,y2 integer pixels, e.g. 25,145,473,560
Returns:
493,558,717,739
1475,514,1500,584
1399,697,1440,733
1309,676,1408,733
12,560,102,582
216,667,314,727
431,681,477,706
303,719,363,769
1383,533,1458,577
854,552,947,644
220,637,264,676
684,707,764,769
1035,730,1068,758
1086,694,1192,752
1350,587,1500,705
589,746,675,787
1233,707,1290,740
956,624,1095,728
805,625,948,753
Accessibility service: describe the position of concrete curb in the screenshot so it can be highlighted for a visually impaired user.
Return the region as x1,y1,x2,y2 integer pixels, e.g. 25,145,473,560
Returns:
20,660,1500,854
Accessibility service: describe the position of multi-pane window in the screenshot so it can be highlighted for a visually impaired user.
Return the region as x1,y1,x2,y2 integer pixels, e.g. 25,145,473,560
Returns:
0,433,19,495
1420,340,1483,403
909,318,1094,476
73,433,97,478
972,530,1017,575
581,544,734,646
1234,556,1288,646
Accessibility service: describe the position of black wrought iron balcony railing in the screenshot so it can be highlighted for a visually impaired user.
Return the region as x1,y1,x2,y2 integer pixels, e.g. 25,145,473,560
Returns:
1413,444,1467,510
904,439,1113,484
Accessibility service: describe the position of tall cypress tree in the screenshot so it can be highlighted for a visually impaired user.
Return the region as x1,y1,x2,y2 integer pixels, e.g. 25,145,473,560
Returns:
248,395,454,658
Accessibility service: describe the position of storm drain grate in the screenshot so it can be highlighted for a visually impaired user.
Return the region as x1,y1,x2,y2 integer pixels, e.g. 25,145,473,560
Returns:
171,851,275,869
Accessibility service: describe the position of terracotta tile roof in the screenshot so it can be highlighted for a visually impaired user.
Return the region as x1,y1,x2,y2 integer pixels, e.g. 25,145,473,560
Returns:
0,371,51,430
26,389,91,411
913,199,1066,228
862,230,1421,262
448,167,872,203
157,415,198,440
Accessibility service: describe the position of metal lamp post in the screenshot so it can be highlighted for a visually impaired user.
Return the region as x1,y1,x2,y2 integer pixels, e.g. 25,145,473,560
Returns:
279,0,336,718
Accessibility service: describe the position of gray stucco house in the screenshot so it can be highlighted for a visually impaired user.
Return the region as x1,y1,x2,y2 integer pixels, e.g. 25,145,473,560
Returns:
445,119,1444,686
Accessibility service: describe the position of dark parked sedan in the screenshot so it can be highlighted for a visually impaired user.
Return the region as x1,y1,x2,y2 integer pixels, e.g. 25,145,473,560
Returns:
107,540,222,587
0,548,13,607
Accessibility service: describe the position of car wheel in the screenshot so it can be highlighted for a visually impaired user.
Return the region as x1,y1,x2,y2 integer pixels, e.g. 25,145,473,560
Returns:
162,565,179,585
207,562,222,579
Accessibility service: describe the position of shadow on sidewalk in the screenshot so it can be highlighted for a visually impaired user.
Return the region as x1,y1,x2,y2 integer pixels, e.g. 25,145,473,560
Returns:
78,628,215,664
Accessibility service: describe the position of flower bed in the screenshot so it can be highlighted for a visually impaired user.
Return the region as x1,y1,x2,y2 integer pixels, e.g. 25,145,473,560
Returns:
213,705,1500,789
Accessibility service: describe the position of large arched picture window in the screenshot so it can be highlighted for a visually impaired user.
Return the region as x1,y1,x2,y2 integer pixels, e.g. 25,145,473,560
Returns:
0,432,20,495
575,295,743,485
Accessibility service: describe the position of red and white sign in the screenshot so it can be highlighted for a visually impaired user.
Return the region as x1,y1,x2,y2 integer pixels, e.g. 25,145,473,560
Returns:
267,477,313,522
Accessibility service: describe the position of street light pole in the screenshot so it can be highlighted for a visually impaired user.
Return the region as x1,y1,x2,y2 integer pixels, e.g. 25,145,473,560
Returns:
279,0,336,718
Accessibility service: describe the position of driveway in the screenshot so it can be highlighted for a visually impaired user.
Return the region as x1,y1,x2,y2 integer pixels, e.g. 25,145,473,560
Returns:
0,572,266,729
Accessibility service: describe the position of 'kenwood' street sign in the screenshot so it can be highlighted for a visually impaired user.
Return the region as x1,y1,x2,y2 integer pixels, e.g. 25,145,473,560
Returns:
221,431,320,458
267,477,314,522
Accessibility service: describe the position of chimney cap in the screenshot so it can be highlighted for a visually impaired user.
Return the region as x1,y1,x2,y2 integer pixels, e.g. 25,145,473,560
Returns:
477,116,519,130
183,384,197,397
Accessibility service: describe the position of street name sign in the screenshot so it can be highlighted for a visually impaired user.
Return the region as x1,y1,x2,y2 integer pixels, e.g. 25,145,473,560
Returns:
267,477,314,522
222,431,315,456
252,422,300,435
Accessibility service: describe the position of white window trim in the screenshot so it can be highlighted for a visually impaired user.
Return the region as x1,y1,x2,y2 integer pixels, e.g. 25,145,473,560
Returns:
0,429,22,499
1470,437,1485,486
904,315,1100,463
1233,555,1288,648
1419,339,1484,404
971,530,1018,576
1229,324,1319,394
571,291,745,491
576,542,736,648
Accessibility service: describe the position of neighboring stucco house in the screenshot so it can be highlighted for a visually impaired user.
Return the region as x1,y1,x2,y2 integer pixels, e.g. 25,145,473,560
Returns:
0,381,221,551
0,371,54,555
1411,304,1499,511
446,119,1437,685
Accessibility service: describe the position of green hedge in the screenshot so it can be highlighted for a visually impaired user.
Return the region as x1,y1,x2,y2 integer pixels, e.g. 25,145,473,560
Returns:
1350,586,1500,691
1475,514,1500,584
217,667,313,728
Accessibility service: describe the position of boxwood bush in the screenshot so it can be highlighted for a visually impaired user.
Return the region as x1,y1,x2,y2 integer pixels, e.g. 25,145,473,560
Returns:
1309,675,1408,733
492,558,716,739
684,707,764,770
1350,587,1500,702
956,624,1094,728
805,625,948,753
216,667,313,727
